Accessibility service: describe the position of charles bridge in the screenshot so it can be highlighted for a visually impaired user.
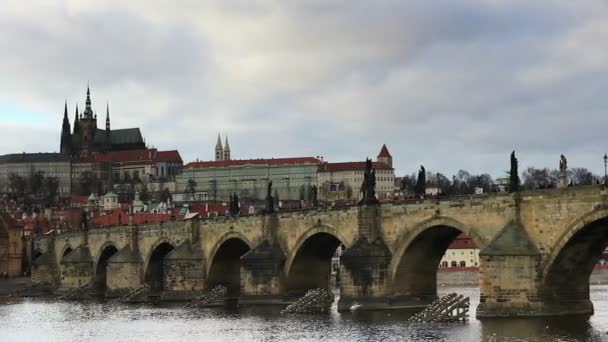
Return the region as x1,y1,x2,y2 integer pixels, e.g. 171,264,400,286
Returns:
29,185,608,318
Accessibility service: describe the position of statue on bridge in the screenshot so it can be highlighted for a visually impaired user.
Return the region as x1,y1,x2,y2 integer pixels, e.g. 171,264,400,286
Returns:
359,158,379,205
229,193,240,218
265,181,275,214
559,155,568,189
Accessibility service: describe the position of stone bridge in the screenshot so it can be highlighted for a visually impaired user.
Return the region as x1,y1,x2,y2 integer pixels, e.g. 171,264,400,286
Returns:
31,185,608,317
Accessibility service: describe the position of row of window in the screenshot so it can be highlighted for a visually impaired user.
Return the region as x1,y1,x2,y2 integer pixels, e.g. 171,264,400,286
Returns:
439,261,479,267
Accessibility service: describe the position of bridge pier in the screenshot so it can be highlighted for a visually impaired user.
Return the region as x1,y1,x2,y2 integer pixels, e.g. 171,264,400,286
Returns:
162,240,205,301
58,246,93,292
337,204,394,311
106,245,143,298
239,239,286,305
476,222,551,317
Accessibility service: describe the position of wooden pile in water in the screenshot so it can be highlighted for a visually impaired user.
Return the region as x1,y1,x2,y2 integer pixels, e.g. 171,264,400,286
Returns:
184,285,227,308
56,282,93,301
281,288,332,315
408,293,469,323
110,284,150,304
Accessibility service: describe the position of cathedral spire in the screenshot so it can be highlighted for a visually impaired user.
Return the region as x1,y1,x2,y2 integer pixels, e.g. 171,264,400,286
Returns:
83,84,94,119
60,101,72,154
73,104,80,134
105,102,110,131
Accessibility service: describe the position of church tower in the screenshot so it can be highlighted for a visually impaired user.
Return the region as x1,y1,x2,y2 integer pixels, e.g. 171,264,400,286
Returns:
223,136,231,160
377,144,393,168
215,133,224,161
60,102,72,154
73,104,80,135
79,85,98,154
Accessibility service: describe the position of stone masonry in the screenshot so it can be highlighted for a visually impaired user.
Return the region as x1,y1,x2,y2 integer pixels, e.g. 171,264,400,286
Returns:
30,185,608,317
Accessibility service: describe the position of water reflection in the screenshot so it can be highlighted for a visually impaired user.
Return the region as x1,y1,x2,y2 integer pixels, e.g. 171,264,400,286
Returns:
1,286,608,341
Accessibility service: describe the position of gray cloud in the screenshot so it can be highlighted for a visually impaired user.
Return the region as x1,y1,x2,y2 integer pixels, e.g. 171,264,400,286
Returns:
1,0,607,178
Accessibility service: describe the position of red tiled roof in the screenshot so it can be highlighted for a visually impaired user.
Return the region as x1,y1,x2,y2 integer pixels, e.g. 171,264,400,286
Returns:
447,233,478,249
318,161,392,172
186,157,321,169
377,144,392,158
94,149,158,163
157,150,182,163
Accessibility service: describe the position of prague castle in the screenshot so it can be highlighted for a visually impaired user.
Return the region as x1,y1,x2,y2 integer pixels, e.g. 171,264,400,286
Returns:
60,86,146,156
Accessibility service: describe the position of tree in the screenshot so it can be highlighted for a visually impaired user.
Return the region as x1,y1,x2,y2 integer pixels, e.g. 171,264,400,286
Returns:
160,187,172,203
571,168,595,185
414,165,426,196
435,173,451,195
42,177,59,204
509,151,520,193
29,170,45,196
79,171,98,195
400,173,417,194
185,179,197,201
139,181,150,202
8,173,27,196
522,167,552,190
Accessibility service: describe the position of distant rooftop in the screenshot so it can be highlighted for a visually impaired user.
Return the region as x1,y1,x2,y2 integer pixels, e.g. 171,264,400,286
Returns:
186,157,321,169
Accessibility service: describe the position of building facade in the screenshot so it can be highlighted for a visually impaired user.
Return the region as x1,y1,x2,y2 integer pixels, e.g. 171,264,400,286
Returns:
0,153,72,196
439,233,480,268
175,157,321,202
317,145,395,202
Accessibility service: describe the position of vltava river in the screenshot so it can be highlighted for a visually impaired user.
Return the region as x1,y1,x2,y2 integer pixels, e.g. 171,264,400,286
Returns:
2,286,608,342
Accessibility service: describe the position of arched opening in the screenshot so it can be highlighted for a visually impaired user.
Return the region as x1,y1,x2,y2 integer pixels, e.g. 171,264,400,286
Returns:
62,247,73,258
542,217,608,312
94,245,118,292
207,238,251,296
284,232,343,298
393,225,464,302
145,242,175,291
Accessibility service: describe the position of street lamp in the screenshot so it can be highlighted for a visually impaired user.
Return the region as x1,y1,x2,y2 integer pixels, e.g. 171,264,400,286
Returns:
604,153,608,185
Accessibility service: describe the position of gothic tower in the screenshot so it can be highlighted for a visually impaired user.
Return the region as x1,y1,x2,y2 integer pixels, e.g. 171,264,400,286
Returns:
73,104,80,135
79,86,98,154
60,102,72,154
105,102,111,150
223,136,231,160
377,144,393,168
215,133,224,161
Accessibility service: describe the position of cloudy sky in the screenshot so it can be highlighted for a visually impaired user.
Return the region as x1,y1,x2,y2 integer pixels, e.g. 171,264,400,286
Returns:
1,0,607,177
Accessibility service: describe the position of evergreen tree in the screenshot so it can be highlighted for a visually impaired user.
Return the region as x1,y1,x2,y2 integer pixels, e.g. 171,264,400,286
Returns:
415,165,426,196
509,151,520,193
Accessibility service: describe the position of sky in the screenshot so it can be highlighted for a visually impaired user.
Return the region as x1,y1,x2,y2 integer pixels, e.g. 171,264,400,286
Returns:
1,0,607,178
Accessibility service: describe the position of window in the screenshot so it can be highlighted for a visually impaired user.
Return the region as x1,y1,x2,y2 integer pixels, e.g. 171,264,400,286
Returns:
451,261,457,267
441,261,448,268
459,261,466,267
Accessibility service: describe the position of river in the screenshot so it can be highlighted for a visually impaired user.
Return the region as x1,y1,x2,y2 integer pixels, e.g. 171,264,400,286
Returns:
2,286,608,342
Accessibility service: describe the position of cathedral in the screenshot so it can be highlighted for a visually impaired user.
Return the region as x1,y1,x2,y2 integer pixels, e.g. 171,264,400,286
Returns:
60,87,146,156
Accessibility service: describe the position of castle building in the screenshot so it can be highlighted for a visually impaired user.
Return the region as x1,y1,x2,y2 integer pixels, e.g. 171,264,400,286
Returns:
214,133,232,161
317,145,395,202
60,86,146,156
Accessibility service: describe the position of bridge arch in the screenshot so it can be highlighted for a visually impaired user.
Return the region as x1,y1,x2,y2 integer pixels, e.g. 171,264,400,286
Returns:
540,208,608,309
206,232,252,295
542,208,608,279
93,242,119,291
60,245,74,260
283,225,347,298
144,239,175,291
389,216,483,299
